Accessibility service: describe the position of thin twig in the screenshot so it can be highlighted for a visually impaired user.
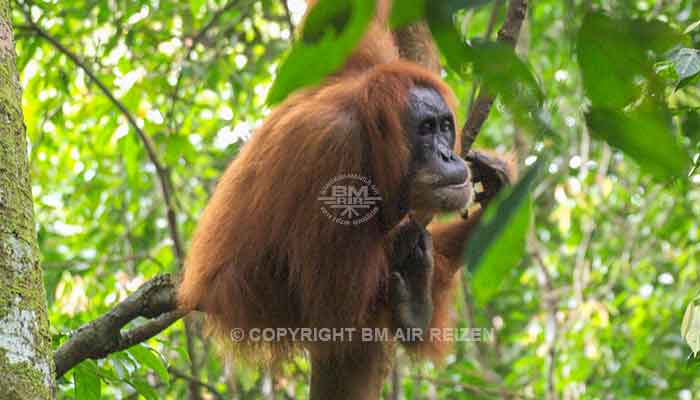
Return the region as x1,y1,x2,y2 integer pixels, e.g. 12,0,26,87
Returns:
461,0,528,158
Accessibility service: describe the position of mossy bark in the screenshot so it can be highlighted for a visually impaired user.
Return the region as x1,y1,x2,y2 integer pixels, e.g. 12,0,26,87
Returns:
0,1,55,398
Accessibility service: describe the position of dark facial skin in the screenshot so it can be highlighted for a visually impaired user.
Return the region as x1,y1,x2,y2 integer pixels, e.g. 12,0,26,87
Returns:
405,86,473,213
388,87,471,339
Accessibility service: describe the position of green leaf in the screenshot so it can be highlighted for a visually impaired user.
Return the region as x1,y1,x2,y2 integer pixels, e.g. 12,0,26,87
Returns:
426,3,543,133
389,0,425,28
578,13,689,179
576,13,683,107
390,0,491,29
130,378,159,400
164,134,195,165
655,60,679,82
118,132,142,187
444,0,493,12
685,20,700,34
74,360,101,400
682,111,700,142
110,351,138,379
267,0,375,104
301,0,351,44
682,296,700,356
190,0,205,15
668,48,700,86
465,160,541,306
470,40,543,115
425,0,473,74
577,12,652,109
632,19,686,54
585,106,688,179
128,344,170,384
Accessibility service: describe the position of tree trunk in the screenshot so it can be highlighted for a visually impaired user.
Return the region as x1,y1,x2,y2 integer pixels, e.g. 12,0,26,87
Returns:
0,1,55,398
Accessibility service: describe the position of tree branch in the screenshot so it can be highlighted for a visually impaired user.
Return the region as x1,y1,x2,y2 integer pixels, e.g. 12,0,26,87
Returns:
461,0,528,158
54,275,184,378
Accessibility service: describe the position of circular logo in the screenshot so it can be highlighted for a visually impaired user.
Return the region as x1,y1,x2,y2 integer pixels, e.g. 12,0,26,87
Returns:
318,174,381,225
230,328,244,342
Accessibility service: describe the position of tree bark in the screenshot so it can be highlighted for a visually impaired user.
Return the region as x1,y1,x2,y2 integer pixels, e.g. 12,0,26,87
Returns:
0,1,55,398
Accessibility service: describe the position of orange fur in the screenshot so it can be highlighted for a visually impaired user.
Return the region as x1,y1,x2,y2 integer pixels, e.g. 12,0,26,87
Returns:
177,59,460,359
178,0,508,391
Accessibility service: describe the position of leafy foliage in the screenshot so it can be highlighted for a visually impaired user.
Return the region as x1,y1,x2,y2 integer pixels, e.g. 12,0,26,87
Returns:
11,0,700,398
465,160,540,305
73,361,101,399
577,12,689,179
669,47,700,88
266,0,375,104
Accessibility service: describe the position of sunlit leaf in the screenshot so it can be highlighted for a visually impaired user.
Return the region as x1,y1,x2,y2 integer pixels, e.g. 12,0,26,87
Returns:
655,60,679,82
685,20,700,34
111,351,138,380
190,0,205,15
682,296,700,356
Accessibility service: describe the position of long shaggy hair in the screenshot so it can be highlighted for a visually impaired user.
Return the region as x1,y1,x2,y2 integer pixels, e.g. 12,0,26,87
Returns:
177,55,457,361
